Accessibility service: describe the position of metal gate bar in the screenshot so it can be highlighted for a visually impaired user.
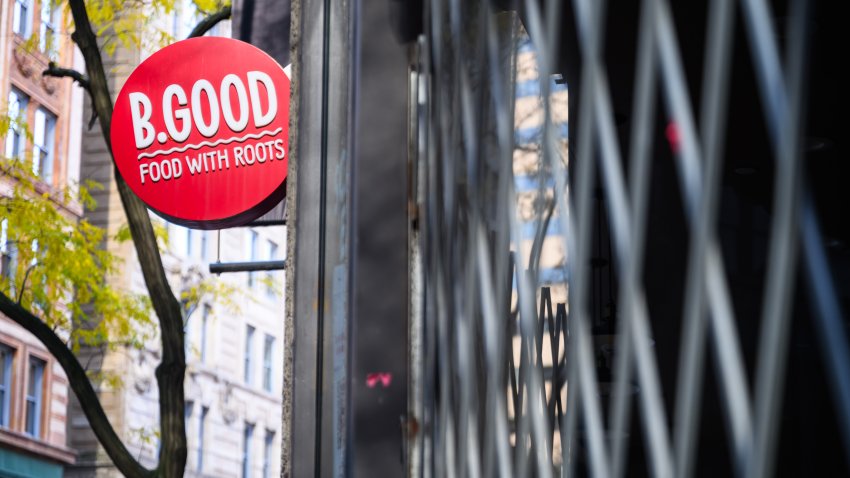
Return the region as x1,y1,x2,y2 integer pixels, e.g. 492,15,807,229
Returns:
411,0,850,477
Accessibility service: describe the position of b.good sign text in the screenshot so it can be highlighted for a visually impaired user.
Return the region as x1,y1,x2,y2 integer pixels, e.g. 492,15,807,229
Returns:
111,37,290,229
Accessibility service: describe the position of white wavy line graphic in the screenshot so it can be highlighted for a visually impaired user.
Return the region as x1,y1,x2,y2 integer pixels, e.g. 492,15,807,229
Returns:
136,128,283,159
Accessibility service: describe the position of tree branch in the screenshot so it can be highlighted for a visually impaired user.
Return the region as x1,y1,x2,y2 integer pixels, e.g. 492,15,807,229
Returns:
67,0,189,475
187,6,232,39
43,62,97,129
17,261,38,303
42,62,91,92
0,292,152,478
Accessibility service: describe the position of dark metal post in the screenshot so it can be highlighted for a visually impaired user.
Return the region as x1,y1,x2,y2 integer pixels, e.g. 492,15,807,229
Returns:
284,0,357,476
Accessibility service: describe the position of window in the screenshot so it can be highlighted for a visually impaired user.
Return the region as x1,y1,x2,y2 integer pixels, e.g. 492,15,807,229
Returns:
200,305,210,363
242,422,254,478
29,240,45,308
0,219,14,279
182,401,192,463
244,325,254,384
197,406,208,472
180,0,197,37
33,108,56,182
0,345,13,428
200,231,209,261
262,335,273,392
30,239,38,266
247,230,259,287
12,0,32,37
263,431,274,478
182,401,194,459
39,0,59,54
186,229,195,257
184,314,191,357
169,0,197,38
6,89,28,159
170,10,179,38
266,241,278,298
170,225,189,257
184,400,193,441
0,219,18,296
25,356,44,437
206,22,221,37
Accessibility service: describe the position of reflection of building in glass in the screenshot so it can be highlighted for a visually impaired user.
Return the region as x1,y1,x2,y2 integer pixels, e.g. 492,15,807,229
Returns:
0,0,84,474
512,36,569,305
509,35,570,466
63,7,286,477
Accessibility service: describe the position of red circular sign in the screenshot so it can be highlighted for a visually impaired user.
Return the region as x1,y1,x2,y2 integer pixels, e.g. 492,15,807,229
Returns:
111,37,289,229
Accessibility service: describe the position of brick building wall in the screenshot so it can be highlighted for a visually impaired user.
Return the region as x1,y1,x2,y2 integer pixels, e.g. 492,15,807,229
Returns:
1,0,85,474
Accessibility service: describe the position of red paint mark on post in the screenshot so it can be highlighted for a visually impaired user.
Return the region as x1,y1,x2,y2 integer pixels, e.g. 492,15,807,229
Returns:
666,121,681,154
366,372,392,388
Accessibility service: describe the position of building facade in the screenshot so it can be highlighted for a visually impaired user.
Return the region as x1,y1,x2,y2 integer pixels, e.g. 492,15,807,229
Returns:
0,0,85,474
177,225,285,478
64,5,286,477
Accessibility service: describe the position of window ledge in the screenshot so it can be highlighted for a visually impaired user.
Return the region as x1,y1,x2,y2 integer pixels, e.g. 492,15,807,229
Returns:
0,427,76,465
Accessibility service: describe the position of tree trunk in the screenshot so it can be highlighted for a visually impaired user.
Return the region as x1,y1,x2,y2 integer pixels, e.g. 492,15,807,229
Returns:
65,0,188,474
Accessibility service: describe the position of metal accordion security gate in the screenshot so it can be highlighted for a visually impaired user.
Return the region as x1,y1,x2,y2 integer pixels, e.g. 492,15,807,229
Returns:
407,0,850,477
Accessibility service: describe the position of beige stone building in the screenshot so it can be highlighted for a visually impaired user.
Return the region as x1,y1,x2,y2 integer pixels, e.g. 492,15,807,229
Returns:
64,4,285,477
0,0,85,474
512,35,569,306
509,35,570,466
